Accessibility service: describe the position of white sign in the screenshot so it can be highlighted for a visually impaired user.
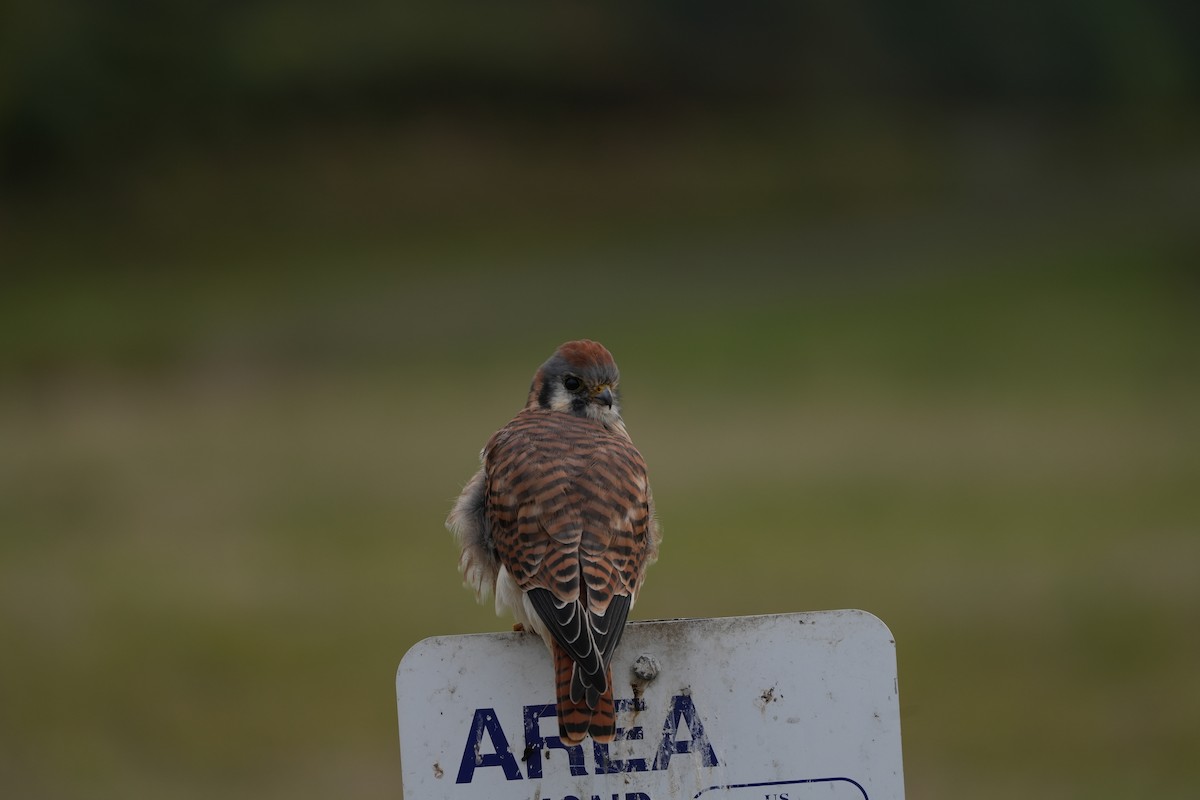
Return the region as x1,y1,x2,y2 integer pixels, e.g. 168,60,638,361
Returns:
397,610,904,800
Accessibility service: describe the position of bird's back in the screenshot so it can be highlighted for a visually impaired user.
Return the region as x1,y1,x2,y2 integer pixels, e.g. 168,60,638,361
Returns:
484,408,655,612
483,407,658,742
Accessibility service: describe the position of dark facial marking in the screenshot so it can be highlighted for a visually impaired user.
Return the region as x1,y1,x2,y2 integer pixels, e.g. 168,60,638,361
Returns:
536,371,554,409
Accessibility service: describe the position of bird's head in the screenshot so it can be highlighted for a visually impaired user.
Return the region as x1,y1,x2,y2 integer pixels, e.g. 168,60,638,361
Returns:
528,340,623,428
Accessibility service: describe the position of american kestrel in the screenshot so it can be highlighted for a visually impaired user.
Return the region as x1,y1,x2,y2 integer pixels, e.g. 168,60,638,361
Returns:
447,340,660,744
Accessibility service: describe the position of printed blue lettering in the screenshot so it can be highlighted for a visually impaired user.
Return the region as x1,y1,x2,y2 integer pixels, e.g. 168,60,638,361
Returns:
455,708,522,784
456,695,719,783
593,698,649,774
652,694,719,770
523,704,588,778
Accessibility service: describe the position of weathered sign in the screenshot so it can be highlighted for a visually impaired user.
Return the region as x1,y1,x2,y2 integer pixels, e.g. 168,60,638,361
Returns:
397,610,904,799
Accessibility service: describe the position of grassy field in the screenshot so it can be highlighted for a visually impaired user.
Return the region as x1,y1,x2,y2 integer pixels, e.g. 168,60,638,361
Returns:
2,126,1199,799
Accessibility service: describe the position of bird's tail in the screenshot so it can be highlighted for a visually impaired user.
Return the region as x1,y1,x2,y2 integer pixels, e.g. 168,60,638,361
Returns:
553,640,616,744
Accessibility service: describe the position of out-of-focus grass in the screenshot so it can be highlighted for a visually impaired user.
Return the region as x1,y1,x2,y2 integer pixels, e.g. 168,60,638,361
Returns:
2,130,1199,800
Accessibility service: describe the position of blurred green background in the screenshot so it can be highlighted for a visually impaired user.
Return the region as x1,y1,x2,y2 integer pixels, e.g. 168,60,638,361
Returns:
2,2,1199,799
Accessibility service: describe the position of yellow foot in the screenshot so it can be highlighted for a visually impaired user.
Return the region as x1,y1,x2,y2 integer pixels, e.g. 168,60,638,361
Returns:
512,623,525,632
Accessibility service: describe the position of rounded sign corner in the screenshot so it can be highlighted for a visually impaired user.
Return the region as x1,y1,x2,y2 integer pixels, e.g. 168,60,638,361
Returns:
397,633,445,678
844,608,898,644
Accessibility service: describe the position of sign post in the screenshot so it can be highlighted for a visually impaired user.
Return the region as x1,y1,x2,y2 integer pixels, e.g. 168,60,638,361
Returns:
397,609,904,799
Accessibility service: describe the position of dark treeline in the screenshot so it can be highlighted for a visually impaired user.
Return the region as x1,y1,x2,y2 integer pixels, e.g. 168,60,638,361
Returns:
2,1,1197,190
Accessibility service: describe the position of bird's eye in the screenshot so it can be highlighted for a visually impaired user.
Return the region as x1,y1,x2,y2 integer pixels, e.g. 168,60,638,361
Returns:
563,376,582,391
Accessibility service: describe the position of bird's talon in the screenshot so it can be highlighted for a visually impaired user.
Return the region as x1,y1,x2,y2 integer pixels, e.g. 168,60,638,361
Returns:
512,623,525,632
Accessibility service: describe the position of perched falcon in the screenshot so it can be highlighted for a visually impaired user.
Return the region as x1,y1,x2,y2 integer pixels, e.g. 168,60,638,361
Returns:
447,340,661,744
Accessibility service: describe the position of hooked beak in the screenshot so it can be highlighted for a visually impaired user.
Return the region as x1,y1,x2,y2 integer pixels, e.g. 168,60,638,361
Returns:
593,385,615,409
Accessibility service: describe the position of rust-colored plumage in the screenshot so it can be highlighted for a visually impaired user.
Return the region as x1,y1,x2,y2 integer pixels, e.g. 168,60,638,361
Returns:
447,340,660,744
